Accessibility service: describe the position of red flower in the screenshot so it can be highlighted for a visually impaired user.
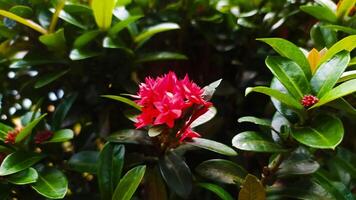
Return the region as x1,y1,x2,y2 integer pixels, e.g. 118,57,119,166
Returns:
177,128,201,142
135,71,212,141
4,128,21,144
301,95,319,108
34,130,54,144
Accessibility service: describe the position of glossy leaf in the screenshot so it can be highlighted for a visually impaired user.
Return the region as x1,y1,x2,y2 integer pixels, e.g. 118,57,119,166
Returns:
44,129,74,143
148,126,163,137
31,167,68,199
102,95,141,110
311,23,337,49
107,129,153,145
265,56,310,99
238,116,271,127
69,49,101,60
191,106,217,128
310,51,350,97
98,143,125,200
34,69,69,89
159,150,192,198
232,131,287,152
245,86,303,110
50,9,86,29
52,94,77,130
318,35,356,65
311,79,356,108
338,70,356,83
73,30,102,49
91,0,116,30
134,23,180,44
291,114,343,149
300,5,337,23
0,151,44,176
324,25,356,35
313,171,353,200
109,15,142,36
198,183,234,200
68,151,99,174
336,0,356,19
185,138,237,156
7,168,38,185
136,51,187,63
195,159,247,185
10,5,33,18
257,38,311,78
238,174,265,200
39,28,67,51
202,79,222,101
326,98,356,116
112,165,146,200
15,113,47,143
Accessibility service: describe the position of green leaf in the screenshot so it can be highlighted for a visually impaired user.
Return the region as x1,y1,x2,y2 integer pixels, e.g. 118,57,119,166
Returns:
102,95,141,110
15,113,47,143
190,107,217,128
257,38,311,78
73,30,102,49
313,171,353,200
112,165,146,200
232,131,287,152
148,126,163,137
52,94,77,130
300,5,337,23
49,8,86,29
31,167,68,199
323,25,356,35
159,150,192,198
68,151,99,174
91,0,116,30
134,23,180,45
69,49,101,60
311,51,350,98
44,129,74,143
326,98,356,116
238,174,265,200
202,79,222,101
276,147,319,177
245,86,303,110
238,116,271,127
9,5,33,18
34,69,69,89
39,28,67,51
107,129,152,146
336,0,356,19
291,114,343,149
135,51,188,63
0,151,44,176
109,15,142,36
311,23,338,49
198,183,234,200
311,79,356,108
98,143,125,200
7,168,38,185
185,138,237,156
265,56,310,99
195,159,247,185
338,70,356,83
0,9,47,34
318,35,356,66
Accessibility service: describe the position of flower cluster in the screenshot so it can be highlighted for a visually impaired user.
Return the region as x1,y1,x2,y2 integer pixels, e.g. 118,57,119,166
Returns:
34,130,54,144
4,127,21,144
135,72,211,141
301,95,319,108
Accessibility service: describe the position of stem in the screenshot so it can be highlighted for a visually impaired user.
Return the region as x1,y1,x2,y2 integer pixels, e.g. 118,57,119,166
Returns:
261,154,284,186
49,0,66,33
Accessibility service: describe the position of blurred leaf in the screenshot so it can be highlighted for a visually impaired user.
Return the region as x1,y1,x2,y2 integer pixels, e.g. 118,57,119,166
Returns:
238,174,265,200
198,183,234,200
245,86,303,110
159,150,192,198
195,159,247,185
323,25,356,35
0,151,44,176
31,167,68,199
136,51,187,63
300,5,337,23
98,143,125,200
238,116,271,127
232,131,287,152
185,138,237,156
265,56,310,99
311,79,356,108
102,95,141,110
338,70,356,83
313,171,353,200
134,23,180,45
34,69,69,89
73,30,102,49
311,51,350,97
68,151,99,174
148,126,163,137
9,5,33,18
16,113,47,143
107,129,153,145
336,0,356,19
291,114,343,149
237,18,256,28
145,167,167,200
91,0,116,30
326,98,356,116
112,165,146,200
52,94,77,130
0,9,47,34
50,8,86,29
257,38,311,78
7,168,38,185
202,79,222,101
9,59,67,69
44,129,74,143
0,184,11,199
39,28,66,51
191,106,217,128
109,15,142,36
69,48,101,60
